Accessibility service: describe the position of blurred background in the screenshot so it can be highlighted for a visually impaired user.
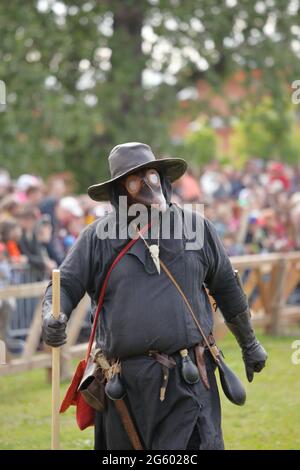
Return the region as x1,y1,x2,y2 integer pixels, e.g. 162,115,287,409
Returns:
0,0,300,450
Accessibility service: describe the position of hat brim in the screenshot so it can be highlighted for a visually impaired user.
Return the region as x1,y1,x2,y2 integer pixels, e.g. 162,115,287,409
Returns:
87,158,187,202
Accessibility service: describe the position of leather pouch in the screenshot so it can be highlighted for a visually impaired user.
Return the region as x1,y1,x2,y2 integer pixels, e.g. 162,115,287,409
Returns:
78,355,106,412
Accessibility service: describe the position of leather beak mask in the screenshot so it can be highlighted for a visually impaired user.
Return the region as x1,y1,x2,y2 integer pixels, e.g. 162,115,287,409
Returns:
122,168,167,212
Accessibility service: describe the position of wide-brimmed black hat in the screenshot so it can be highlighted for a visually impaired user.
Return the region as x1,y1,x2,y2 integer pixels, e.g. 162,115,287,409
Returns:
88,142,187,201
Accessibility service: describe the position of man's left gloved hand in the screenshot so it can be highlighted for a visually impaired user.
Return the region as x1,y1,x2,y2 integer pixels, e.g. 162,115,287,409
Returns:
226,309,268,382
241,338,267,382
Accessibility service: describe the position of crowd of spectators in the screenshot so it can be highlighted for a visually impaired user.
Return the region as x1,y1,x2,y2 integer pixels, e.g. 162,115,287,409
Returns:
0,159,299,288
173,159,300,256
0,170,109,286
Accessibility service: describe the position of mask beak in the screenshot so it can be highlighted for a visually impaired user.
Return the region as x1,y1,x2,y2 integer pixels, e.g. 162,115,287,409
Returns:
143,181,167,213
151,194,167,213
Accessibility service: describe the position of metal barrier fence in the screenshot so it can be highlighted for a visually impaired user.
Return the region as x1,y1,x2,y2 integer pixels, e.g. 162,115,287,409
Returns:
3,264,91,352
8,264,41,339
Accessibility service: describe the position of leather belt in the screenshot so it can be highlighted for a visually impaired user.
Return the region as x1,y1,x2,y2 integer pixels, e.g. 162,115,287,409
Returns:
148,351,176,401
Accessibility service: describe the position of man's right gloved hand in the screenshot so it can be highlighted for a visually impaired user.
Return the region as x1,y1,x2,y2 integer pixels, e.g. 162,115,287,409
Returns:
42,301,68,347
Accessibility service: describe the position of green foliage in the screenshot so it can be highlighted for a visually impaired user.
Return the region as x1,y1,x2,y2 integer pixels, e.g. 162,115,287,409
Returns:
231,97,300,164
1,1,300,189
0,332,299,449
183,120,218,165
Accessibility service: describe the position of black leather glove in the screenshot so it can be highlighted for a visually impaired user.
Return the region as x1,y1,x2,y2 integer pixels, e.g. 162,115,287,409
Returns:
225,309,268,382
42,301,68,347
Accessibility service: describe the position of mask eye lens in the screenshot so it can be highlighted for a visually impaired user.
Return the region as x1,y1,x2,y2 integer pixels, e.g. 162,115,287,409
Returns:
147,170,160,186
125,175,141,194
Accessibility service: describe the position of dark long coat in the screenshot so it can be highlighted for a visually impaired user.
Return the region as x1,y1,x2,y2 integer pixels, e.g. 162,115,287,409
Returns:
44,204,247,450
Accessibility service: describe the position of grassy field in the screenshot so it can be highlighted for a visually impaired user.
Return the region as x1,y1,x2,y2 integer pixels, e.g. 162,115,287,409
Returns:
0,331,299,450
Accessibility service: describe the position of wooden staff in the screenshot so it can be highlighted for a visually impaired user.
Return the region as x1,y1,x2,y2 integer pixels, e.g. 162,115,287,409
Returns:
51,269,60,450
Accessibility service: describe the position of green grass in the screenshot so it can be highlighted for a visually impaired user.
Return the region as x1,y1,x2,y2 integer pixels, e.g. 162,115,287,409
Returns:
0,332,299,450
221,331,300,450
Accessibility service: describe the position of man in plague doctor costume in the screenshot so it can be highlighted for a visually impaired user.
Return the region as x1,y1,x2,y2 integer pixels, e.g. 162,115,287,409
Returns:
42,142,267,450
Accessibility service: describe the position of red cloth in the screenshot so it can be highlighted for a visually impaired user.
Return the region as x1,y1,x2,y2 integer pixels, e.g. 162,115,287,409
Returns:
60,360,85,412
59,360,95,430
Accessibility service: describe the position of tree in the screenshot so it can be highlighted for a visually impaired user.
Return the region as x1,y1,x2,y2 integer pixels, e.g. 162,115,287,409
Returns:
1,1,300,189
182,119,217,165
230,96,300,164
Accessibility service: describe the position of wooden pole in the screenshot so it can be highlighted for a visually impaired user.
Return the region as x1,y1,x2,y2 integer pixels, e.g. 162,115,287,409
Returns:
266,259,287,335
51,269,60,450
